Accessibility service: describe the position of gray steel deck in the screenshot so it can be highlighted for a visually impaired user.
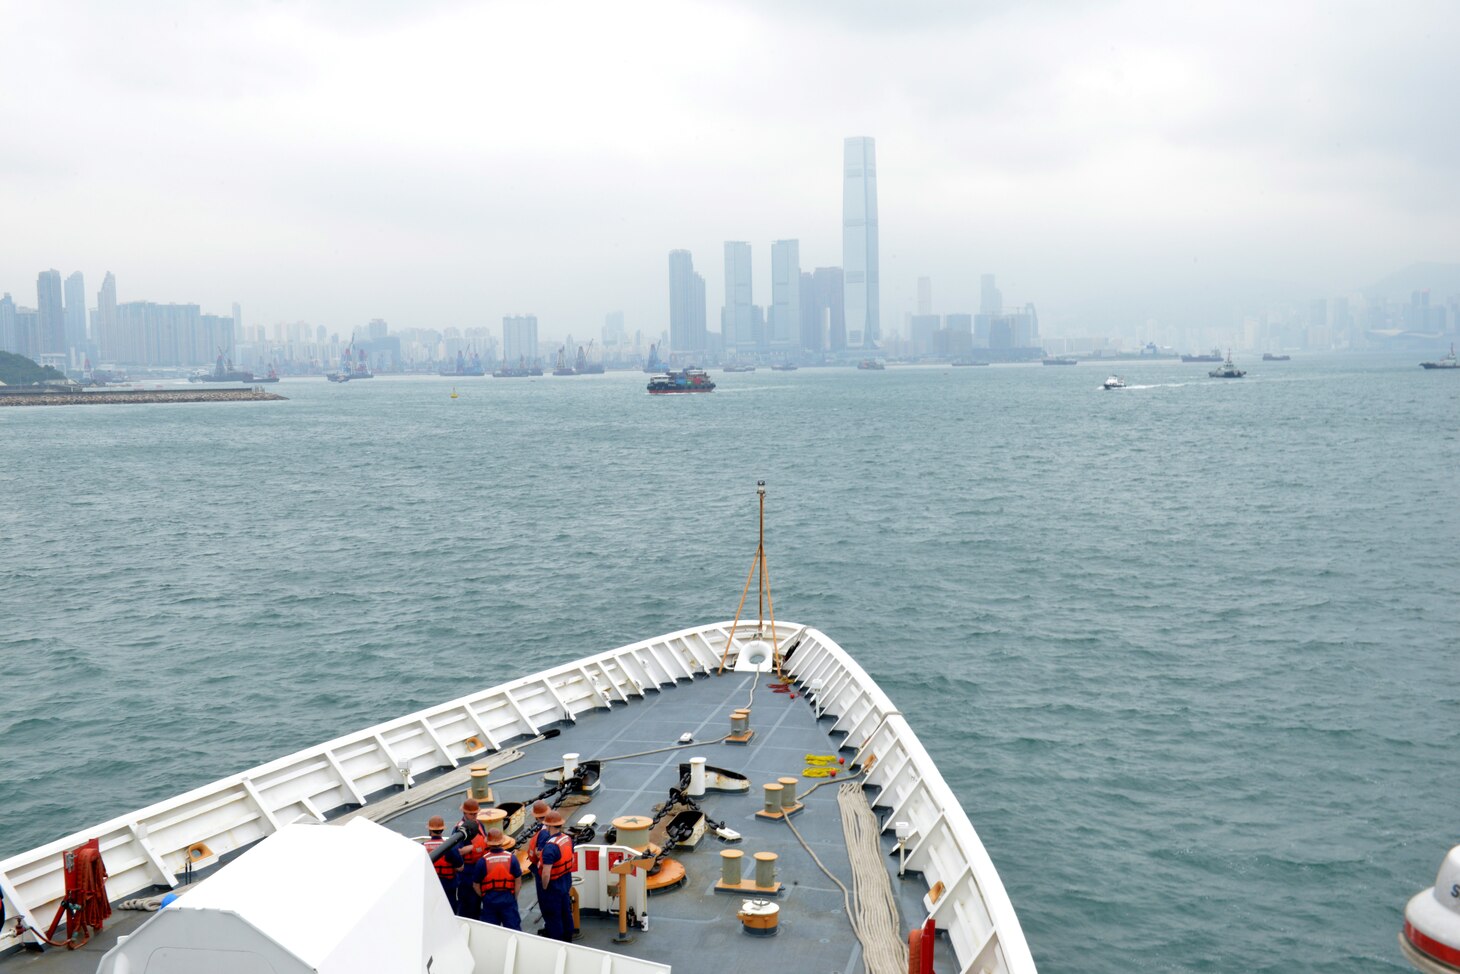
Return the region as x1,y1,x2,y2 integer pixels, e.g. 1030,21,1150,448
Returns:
6,669,955,973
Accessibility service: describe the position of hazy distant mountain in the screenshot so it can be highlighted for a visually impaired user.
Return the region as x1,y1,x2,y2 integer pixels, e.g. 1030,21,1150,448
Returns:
1365,262,1460,300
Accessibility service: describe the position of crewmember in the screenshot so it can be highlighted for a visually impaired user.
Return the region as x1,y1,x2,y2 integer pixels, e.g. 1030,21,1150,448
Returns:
537,809,576,942
474,828,523,930
455,799,489,919
422,815,462,914
525,800,552,927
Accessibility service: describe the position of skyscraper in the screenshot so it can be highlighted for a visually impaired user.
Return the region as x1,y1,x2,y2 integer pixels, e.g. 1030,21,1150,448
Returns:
770,240,801,349
64,271,87,356
667,250,707,354
980,274,1002,316
917,277,932,316
811,267,846,352
96,273,118,361
36,270,64,355
842,137,880,348
723,241,753,351
502,314,539,367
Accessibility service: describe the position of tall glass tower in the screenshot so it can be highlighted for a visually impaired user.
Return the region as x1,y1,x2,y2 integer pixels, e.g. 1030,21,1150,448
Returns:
842,137,880,349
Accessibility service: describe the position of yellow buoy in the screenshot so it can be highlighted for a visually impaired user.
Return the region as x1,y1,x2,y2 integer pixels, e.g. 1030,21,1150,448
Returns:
450,387,458,399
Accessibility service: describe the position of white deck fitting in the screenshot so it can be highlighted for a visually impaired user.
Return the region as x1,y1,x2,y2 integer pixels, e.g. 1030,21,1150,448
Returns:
0,622,1038,974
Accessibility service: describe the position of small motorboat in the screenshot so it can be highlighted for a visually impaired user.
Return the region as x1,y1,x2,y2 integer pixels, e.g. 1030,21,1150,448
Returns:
1102,375,1126,390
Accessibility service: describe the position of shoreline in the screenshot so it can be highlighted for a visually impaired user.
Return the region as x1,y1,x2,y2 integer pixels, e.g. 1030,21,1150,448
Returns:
0,388,288,407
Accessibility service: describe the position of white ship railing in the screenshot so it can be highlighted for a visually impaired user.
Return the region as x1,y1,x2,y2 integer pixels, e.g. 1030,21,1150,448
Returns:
0,622,1038,974
0,624,733,955
785,627,1039,974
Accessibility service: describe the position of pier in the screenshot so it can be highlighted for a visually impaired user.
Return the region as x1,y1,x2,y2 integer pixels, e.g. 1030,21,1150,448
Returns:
0,387,287,407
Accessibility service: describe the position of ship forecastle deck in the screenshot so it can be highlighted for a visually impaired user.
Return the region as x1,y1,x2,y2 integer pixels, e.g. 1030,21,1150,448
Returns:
0,623,1035,974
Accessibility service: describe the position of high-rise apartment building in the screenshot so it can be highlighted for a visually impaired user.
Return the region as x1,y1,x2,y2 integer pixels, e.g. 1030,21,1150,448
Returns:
502,314,539,367
603,311,626,346
64,271,87,356
917,277,932,316
770,240,801,349
723,241,754,351
842,137,880,348
0,293,16,355
668,250,707,354
805,268,846,352
36,270,64,355
95,273,118,361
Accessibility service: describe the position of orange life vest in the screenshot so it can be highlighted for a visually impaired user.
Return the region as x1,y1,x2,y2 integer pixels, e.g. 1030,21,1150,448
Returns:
481,851,517,892
458,823,488,865
423,837,456,881
547,833,575,881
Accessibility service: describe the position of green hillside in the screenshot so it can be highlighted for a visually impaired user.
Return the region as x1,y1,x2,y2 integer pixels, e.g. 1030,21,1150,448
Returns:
0,351,66,386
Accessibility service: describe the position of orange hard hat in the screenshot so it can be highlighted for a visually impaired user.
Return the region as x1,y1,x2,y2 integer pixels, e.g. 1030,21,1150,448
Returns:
461,798,480,815
544,810,566,827
485,828,508,847
427,815,445,830
531,800,550,817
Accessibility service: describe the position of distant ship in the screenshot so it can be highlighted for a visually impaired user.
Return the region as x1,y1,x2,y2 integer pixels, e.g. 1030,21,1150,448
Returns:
1420,344,1458,370
1262,353,1291,362
1208,351,1246,378
439,349,485,377
722,364,755,373
951,359,990,367
191,351,266,383
493,357,543,378
856,359,885,370
643,343,665,374
1182,349,1223,363
576,343,605,374
646,368,716,394
770,363,798,371
328,344,374,382
1102,375,1126,390
1042,356,1077,366
552,347,577,376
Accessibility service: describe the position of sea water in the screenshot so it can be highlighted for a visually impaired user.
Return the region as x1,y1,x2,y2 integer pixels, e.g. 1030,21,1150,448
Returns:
2,355,1456,974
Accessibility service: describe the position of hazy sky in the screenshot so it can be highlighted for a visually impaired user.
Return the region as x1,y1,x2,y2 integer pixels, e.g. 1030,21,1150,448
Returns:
3,0,1457,339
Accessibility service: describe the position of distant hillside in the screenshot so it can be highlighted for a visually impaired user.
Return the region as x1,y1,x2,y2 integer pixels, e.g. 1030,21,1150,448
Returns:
1365,262,1460,300
0,351,65,386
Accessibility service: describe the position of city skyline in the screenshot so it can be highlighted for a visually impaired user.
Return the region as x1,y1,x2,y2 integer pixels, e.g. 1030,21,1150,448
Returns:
2,2,1457,343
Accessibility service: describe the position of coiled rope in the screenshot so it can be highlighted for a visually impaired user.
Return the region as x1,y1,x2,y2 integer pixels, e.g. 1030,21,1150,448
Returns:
782,779,908,974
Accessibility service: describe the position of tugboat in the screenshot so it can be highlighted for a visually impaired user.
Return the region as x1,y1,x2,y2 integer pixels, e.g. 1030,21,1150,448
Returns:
646,368,716,394
1421,344,1458,369
1182,348,1223,363
1208,350,1246,378
1102,375,1126,390
856,359,885,370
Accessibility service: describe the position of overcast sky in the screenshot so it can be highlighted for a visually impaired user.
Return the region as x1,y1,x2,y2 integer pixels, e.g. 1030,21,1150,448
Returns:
3,0,1457,339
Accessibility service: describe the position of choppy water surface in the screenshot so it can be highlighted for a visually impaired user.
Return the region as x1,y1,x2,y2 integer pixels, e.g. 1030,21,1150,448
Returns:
2,356,1457,974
